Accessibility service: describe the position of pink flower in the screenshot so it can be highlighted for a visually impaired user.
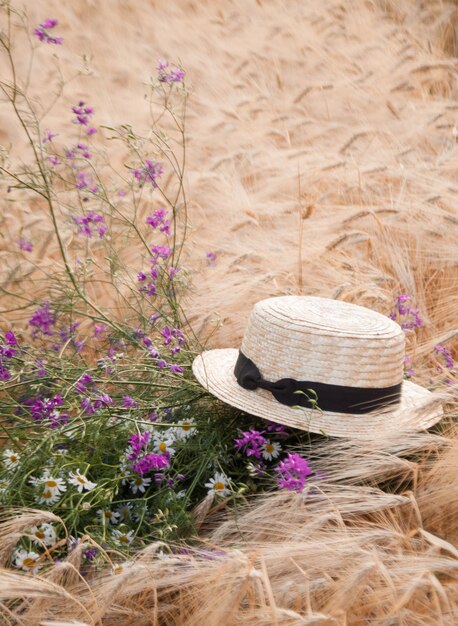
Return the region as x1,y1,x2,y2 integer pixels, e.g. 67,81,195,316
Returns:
34,19,63,45
18,239,33,252
276,453,312,492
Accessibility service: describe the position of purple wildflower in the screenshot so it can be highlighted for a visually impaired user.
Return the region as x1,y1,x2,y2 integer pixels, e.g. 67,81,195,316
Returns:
93,324,106,339
34,359,47,377
132,160,164,189
81,398,95,414
157,59,185,83
93,393,113,409
146,209,170,236
132,453,169,476
403,355,415,378
150,244,172,264
5,331,18,346
42,129,58,143
276,453,312,492
389,294,423,331
75,373,93,393
122,395,139,409
72,211,106,239
144,283,157,297
234,429,266,459
206,251,217,265
29,302,56,338
137,271,147,282
169,364,183,374
24,394,69,429
435,344,454,370
128,432,150,461
34,19,63,45
83,548,98,561
71,101,95,127
86,127,97,136
18,239,33,252
48,156,59,166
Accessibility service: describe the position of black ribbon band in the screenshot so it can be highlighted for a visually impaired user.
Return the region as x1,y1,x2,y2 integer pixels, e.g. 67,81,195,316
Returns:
234,351,402,414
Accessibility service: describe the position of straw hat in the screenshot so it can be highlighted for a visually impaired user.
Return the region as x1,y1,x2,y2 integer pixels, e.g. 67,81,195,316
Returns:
192,296,443,438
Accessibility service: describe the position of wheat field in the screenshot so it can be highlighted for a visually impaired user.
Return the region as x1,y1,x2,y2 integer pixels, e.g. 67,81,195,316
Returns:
0,0,457,623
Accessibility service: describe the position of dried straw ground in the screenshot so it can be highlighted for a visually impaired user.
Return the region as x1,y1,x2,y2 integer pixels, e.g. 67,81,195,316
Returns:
0,0,457,624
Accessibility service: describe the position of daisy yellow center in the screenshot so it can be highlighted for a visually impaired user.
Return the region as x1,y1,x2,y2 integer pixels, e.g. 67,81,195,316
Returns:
104,512,112,519
46,480,57,488
135,478,143,485
43,490,53,499
23,557,37,568
10,455,17,462
181,422,191,431
35,530,45,539
159,442,167,452
214,481,225,491
265,444,274,454
77,476,86,484
113,565,123,575
119,535,129,543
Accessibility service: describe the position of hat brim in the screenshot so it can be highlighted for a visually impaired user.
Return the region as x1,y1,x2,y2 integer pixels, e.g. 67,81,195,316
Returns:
192,349,444,438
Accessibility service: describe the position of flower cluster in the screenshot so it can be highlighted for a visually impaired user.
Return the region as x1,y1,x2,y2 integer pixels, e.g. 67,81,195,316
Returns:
22,394,69,429
0,331,17,381
132,159,164,189
434,344,454,370
276,453,312,492
157,59,185,84
389,294,423,331
34,19,62,45
403,355,415,379
29,302,56,338
72,211,106,238
18,238,33,251
29,468,96,505
66,142,92,160
234,428,282,461
146,209,170,237
71,101,97,136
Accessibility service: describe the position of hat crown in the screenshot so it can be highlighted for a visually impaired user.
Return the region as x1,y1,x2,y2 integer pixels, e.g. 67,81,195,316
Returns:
240,296,405,388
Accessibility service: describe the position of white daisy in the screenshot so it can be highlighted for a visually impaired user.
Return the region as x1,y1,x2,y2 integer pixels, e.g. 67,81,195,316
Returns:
68,469,97,492
29,469,67,495
111,529,134,545
205,472,231,497
3,449,20,470
37,488,61,505
117,462,131,486
261,440,282,460
0,479,8,494
13,549,42,573
116,503,133,523
153,431,176,456
129,475,151,495
173,418,196,440
97,509,120,525
111,560,134,575
42,476,67,496
29,523,57,547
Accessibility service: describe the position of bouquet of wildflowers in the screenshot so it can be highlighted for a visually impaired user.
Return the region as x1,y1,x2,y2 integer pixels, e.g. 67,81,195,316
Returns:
0,7,323,574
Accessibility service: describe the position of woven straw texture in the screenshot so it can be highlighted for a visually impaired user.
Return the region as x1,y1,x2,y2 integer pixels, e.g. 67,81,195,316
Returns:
192,297,443,437
241,297,406,387
192,349,443,437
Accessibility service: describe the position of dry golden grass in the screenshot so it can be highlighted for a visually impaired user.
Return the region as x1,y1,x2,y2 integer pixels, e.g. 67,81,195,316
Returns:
0,0,457,624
